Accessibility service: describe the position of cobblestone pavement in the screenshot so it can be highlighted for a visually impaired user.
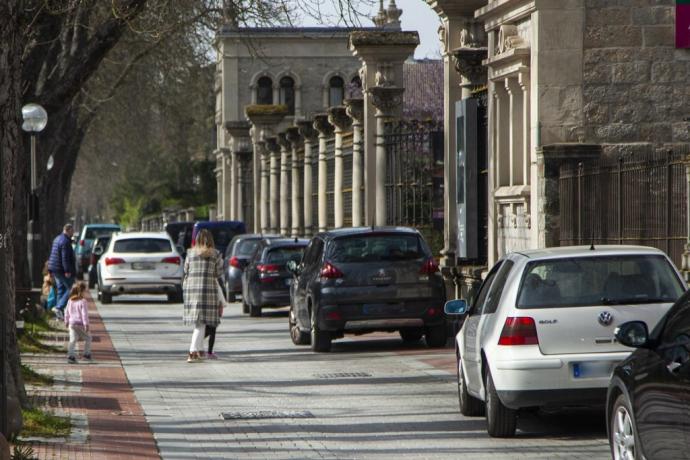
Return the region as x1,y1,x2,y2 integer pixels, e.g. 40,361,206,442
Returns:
98,295,611,460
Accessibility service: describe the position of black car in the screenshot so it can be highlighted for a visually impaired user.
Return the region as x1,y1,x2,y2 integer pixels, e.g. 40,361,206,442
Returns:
607,290,690,460
287,227,446,352
164,221,194,257
242,238,309,317
225,234,281,308
87,235,111,289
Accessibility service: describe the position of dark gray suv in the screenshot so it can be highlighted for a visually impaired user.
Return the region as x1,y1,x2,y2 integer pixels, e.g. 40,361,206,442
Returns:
288,227,446,352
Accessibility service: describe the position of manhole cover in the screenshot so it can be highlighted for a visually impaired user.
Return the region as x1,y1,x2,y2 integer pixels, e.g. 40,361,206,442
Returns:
221,410,314,420
314,372,372,379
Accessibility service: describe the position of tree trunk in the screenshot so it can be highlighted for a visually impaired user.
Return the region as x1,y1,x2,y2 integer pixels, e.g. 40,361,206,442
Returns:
0,0,28,409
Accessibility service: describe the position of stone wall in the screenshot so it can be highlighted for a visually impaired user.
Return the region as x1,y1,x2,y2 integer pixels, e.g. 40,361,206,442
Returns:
583,0,690,149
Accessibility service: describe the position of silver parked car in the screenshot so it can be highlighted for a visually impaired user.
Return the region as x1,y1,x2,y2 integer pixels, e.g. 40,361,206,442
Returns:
444,245,686,438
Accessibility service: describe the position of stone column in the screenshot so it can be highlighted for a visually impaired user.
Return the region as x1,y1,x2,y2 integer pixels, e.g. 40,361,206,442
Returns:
349,30,419,226
278,133,291,236
214,151,225,220
368,85,404,226
298,121,318,236
506,78,524,187
266,137,280,234
225,121,252,222
313,114,334,232
344,98,365,227
286,127,303,237
328,106,352,229
259,142,270,233
244,106,287,233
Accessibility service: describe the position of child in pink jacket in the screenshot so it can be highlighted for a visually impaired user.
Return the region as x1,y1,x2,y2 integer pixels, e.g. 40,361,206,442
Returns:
64,282,92,364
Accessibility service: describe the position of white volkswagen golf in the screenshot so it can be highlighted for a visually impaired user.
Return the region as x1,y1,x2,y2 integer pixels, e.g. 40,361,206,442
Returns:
96,232,184,304
444,246,686,438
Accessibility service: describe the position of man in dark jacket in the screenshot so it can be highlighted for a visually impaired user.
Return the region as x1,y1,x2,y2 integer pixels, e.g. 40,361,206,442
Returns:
48,224,76,318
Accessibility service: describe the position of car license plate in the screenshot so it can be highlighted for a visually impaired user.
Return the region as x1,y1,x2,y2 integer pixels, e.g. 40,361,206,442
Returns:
572,361,613,379
363,303,403,315
131,262,155,270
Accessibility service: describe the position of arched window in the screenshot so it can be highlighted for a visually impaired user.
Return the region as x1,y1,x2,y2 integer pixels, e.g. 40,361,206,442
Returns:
257,76,273,104
279,76,295,115
347,75,362,99
328,76,345,107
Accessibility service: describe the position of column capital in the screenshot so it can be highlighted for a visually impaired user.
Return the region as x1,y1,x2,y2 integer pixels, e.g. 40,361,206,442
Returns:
265,137,280,154
452,47,488,88
286,127,302,148
368,86,404,116
277,132,291,150
327,106,352,132
224,120,251,138
313,113,334,137
344,98,365,125
297,120,318,142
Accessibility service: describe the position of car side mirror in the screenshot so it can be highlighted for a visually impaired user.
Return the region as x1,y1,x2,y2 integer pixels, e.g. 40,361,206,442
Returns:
444,299,468,316
93,246,104,257
615,321,650,348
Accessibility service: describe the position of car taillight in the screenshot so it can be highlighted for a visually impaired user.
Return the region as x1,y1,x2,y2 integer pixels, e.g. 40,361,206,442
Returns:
105,257,126,266
230,256,241,268
420,258,439,274
257,264,280,274
320,261,343,279
79,240,85,246
162,256,181,265
498,317,539,346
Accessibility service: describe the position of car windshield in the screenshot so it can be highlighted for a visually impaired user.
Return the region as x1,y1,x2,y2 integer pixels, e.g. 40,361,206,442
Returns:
113,238,172,253
265,246,305,264
209,228,241,249
85,227,118,239
328,234,425,263
236,239,260,257
517,254,684,308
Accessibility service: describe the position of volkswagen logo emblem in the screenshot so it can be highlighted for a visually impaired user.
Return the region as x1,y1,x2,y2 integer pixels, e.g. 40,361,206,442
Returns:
598,311,613,326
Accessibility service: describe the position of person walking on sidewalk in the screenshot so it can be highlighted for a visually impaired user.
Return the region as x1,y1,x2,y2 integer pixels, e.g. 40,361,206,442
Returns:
64,282,92,364
183,229,224,363
48,223,77,320
205,283,226,359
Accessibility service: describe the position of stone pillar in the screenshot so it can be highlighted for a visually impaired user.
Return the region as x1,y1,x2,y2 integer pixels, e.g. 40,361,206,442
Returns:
368,85,404,226
328,106,352,229
506,78,524,187
260,142,270,233
214,151,224,220
313,114,334,232
349,30,419,226
298,121,318,236
226,121,252,222
345,98,365,228
244,105,287,233
278,133,291,236
266,137,280,234
286,127,303,237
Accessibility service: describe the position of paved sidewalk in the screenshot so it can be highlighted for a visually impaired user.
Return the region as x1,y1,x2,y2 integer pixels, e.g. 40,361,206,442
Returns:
18,291,160,460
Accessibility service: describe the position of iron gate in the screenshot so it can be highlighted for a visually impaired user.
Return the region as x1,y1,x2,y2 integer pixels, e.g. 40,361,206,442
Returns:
559,148,689,267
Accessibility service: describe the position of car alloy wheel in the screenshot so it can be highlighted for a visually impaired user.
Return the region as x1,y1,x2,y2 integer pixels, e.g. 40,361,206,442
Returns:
289,307,310,345
310,308,331,352
611,395,637,460
457,358,484,417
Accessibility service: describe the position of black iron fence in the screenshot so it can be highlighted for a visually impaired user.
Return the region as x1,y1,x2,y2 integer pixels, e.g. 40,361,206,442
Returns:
384,119,444,254
559,148,689,267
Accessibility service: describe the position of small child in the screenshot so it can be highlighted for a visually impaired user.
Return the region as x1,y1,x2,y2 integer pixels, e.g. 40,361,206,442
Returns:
64,282,92,364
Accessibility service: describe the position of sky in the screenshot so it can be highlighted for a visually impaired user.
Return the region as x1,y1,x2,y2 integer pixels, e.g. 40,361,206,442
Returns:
299,0,442,59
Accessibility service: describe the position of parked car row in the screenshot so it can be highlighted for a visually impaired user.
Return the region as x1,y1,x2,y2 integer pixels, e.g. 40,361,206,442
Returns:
442,245,689,458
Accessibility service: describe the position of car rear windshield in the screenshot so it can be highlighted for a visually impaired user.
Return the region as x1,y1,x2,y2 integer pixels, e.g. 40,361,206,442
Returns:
85,227,118,239
517,254,684,308
209,229,241,249
328,234,426,263
113,238,172,253
265,246,305,264
236,239,260,257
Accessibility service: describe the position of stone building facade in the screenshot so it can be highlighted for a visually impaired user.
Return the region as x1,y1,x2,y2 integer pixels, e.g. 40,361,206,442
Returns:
431,0,690,281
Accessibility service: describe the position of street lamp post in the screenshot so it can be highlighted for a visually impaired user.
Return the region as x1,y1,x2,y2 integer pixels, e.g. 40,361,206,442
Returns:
0,125,6,438
21,103,48,288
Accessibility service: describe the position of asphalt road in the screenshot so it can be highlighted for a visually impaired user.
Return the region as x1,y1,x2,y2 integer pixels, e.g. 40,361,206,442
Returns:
96,294,611,459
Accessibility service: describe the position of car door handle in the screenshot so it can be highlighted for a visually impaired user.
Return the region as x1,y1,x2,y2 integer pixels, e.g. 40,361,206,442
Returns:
667,361,682,373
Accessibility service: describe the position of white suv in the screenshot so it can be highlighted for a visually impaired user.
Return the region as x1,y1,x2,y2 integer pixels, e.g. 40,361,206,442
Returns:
444,246,686,438
97,232,184,304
